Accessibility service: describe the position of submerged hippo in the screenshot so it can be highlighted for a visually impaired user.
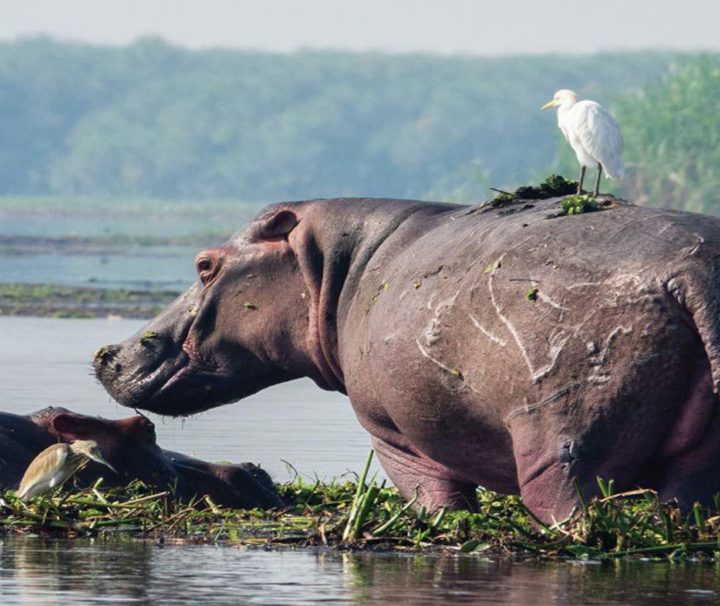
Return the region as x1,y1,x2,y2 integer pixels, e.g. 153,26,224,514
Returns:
95,194,720,521
0,407,282,508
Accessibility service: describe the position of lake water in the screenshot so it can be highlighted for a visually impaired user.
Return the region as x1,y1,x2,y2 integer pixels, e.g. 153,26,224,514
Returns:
0,198,255,290
0,248,196,291
1,536,719,605
2,317,720,605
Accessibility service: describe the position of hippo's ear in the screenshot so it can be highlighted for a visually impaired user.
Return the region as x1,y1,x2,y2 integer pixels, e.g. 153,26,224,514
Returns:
254,209,298,242
51,413,105,441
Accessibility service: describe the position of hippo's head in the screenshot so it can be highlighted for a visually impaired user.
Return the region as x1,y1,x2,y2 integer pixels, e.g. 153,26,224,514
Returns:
49,411,176,484
95,203,342,416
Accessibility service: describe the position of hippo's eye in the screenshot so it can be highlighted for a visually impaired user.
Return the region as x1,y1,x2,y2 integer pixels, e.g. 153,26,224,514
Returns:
195,254,219,286
197,259,212,273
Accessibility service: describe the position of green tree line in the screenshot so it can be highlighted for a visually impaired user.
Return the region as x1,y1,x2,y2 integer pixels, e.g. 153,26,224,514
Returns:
0,38,713,210
0,39,673,201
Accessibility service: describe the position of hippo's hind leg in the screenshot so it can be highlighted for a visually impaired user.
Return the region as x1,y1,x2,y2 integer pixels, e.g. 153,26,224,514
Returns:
371,436,479,512
644,361,720,510
508,404,666,524
508,367,697,522
506,303,706,523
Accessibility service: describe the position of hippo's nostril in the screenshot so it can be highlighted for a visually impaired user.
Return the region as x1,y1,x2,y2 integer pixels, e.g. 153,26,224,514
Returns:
94,344,120,366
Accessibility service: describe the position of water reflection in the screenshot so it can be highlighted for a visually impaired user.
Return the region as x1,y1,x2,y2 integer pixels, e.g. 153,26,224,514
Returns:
1,537,718,606
340,553,720,605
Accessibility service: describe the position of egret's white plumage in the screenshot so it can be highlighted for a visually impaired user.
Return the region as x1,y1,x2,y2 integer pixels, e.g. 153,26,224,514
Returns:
542,89,625,195
17,439,116,500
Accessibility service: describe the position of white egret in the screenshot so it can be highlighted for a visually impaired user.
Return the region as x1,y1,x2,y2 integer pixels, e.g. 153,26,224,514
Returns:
542,89,625,196
17,439,117,500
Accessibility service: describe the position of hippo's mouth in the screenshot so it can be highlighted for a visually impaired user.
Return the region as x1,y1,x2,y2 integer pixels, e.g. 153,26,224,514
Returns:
96,347,225,416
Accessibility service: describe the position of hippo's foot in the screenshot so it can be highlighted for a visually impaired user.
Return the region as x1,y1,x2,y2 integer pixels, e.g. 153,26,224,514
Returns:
371,436,478,512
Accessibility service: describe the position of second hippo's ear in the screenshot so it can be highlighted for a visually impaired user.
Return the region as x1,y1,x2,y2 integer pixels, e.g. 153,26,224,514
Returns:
255,209,298,241
51,413,104,441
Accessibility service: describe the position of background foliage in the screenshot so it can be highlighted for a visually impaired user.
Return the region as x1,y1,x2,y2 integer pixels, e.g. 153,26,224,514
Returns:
619,55,720,213
0,38,686,204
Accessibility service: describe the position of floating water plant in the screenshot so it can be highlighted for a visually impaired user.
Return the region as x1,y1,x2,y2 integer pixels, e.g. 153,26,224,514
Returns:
2,456,720,561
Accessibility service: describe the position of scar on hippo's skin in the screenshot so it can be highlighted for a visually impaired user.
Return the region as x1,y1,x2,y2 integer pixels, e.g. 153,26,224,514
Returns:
565,281,605,290
468,313,507,347
589,325,632,365
504,382,581,423
423,291,459,346
537,291,568,311
415,339,454,373
681,233,704,259
415,339,481,395
586,325,632,385
488,262,568,382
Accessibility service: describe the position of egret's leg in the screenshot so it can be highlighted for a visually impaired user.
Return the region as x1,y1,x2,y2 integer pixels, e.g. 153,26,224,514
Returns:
577,166,586,194
593,164,603,197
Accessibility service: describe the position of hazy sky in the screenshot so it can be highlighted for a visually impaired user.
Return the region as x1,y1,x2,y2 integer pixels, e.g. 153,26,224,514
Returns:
1,0,718,55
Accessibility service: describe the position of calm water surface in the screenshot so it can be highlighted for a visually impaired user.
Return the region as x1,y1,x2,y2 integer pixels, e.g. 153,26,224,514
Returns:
1,536,719,606
0,249,196,290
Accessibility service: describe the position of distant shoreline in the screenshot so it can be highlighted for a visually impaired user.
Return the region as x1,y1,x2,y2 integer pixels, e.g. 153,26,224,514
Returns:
0,283,178,319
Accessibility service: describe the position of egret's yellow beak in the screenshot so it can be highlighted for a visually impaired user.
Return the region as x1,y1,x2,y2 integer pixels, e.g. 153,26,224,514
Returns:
541,99,558,111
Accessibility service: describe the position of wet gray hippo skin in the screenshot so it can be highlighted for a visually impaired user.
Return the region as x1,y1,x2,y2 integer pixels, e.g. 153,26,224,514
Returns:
0,408,282,509
96,195,720,522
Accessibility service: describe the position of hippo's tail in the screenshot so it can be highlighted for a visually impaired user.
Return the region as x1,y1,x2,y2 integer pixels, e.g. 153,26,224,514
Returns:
667,265,720,395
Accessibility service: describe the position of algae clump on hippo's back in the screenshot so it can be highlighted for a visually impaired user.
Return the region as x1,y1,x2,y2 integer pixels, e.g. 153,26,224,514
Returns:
561,194,599,216
489,174,578,205
140,330,159,346
513,174,578,200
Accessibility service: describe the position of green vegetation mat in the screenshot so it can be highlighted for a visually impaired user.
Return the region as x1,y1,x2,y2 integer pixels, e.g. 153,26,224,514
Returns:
3,453,720,560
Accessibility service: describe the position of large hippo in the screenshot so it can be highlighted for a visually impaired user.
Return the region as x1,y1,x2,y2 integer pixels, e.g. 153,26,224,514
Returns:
0,407,282,508
95,193,720,521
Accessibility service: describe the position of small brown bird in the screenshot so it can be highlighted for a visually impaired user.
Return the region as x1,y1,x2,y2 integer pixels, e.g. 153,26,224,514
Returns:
17,440,117,500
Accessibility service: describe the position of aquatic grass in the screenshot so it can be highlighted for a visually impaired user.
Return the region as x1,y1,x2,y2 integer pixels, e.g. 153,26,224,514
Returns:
2,463,720,560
